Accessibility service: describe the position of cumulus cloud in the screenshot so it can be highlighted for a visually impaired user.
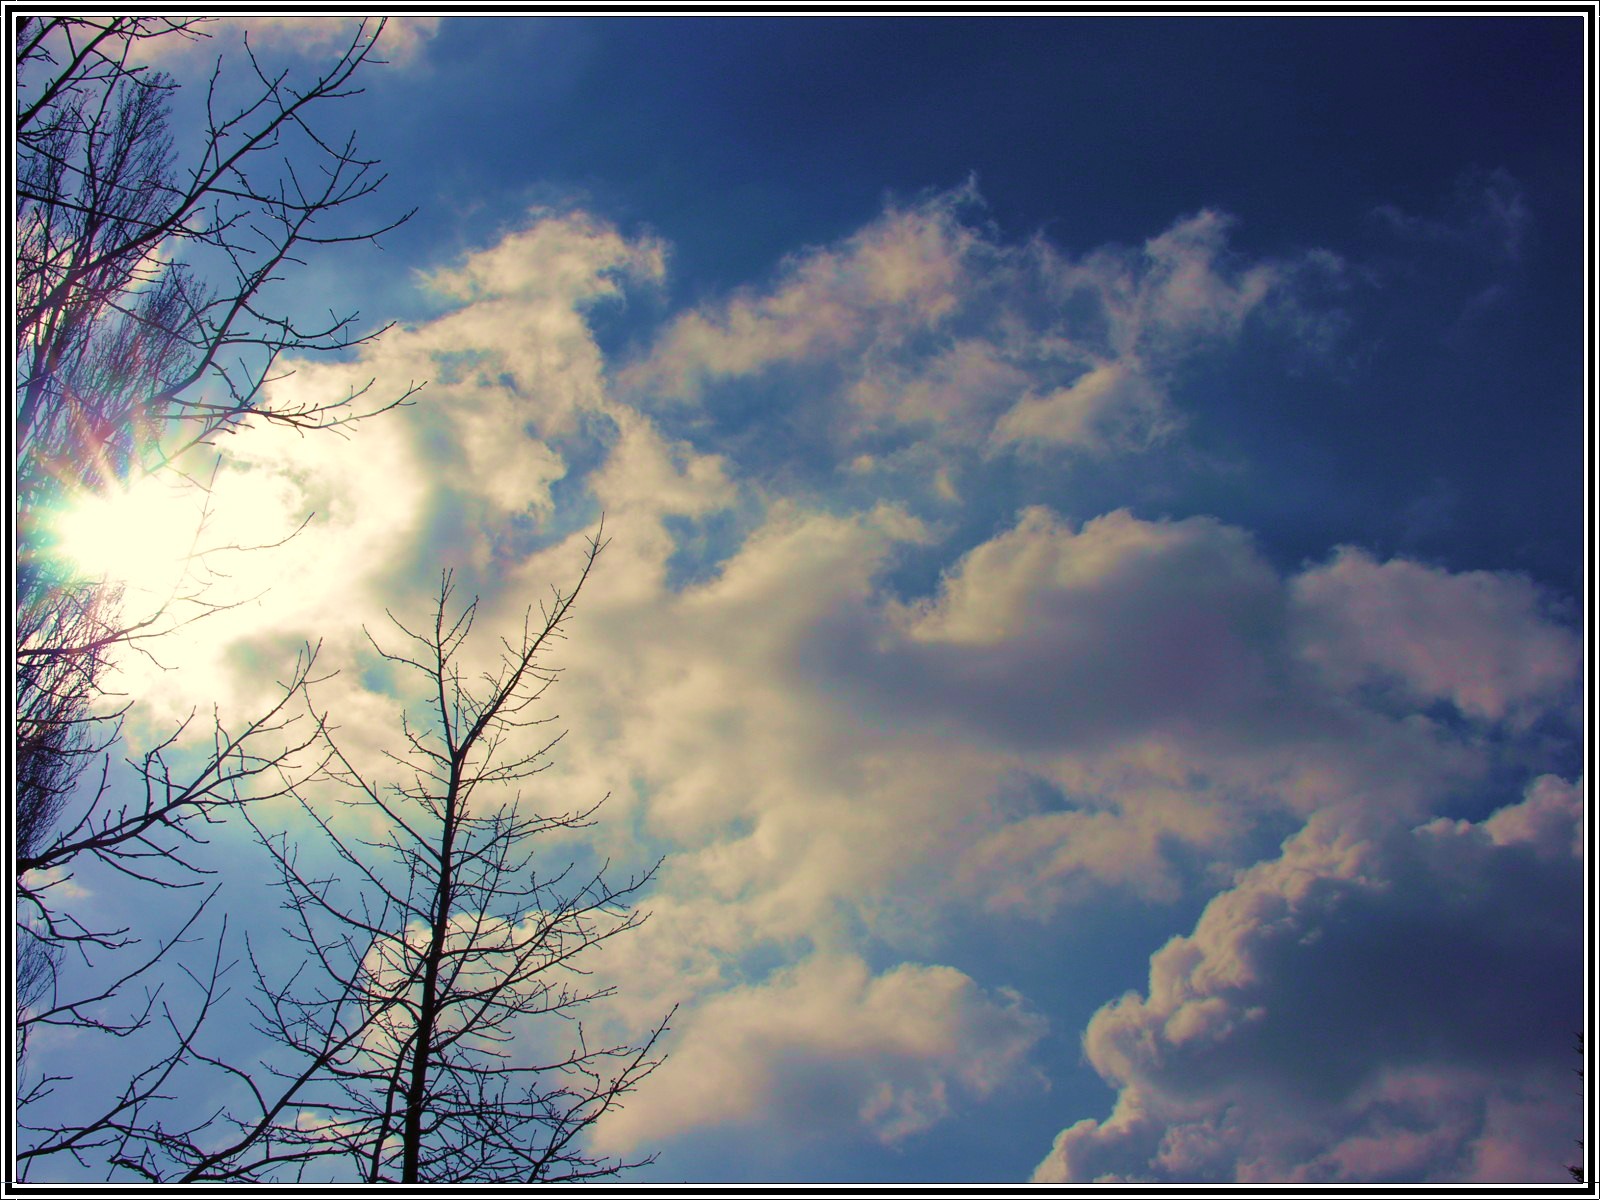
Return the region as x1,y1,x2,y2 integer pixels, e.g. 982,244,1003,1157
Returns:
590,953,1045,1156
523,466,1575,974
478,439,1577,1176
794,505,1565,911
106,210,663,745
404,212,665,519
819,506,1502,804
84,195,1577,1177
1032,776,1584,1183
536,501,1263,965
1291,547,1579,726
990,361,1171,452
506,471,1579,1155
313,201,1571,1182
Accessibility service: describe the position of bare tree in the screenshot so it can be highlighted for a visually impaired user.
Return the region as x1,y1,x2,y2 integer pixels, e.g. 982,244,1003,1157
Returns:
60,533,673,1183
14,569,126,873
14,13,421,869
12,645,334,1181
16,16,420,501
12,16,424,1173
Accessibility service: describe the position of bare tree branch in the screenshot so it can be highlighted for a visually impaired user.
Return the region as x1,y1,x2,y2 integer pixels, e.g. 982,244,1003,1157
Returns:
13,18,426,1178
144,530,675,1183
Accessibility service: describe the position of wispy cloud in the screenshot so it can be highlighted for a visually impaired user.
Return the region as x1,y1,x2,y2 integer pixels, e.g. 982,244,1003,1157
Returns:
624,183,980,407
133,16,441,68
623,185,1306,466
1371,168,1531,264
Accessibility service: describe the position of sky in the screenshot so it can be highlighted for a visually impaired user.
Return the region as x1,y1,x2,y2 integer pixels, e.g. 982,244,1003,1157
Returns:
22,11,1590,1186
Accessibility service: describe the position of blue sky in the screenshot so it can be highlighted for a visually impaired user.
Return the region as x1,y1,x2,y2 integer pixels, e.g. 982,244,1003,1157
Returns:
24,13,1587,1185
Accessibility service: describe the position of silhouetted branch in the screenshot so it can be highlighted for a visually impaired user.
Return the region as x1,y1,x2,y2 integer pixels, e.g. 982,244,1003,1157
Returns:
142,529,674,1183
14,23,421,1169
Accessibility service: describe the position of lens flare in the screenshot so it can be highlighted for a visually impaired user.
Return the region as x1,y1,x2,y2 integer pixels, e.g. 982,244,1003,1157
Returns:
51,474,209,599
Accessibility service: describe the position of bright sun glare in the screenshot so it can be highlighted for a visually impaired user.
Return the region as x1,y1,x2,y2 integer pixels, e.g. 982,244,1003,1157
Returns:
52,475,210,598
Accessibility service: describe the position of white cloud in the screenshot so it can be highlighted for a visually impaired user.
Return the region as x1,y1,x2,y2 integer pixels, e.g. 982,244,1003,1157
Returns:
237,17,439,66
286,199,1572,1182
990,361,1171,451
850,337,1028,439
958,776,1241,908
625,187,1298,460
590,953,1045,1155
472,462,1573,1176
104,211,665,747
624,185,979,405
518,469,1566,1011
1422,773,1586,862
1032,776,1584,1183
69,198,1576,1177
1121,209,1279,353
987,208,1278,452
423,212,665,308
132,17,440,68
838,507,1488,789
1291,547,1579,725
520,477,1578,1093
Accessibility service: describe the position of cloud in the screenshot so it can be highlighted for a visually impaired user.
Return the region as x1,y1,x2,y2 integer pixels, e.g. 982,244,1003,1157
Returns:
1290,547,1579,726
132,17,440,68
987,211,1277,453
405,212,666,517
1032,776,1584,1183
422,213,666,309
818,506,1502,793
624,183,980,406
850,337,1030,442
1041,208,1279,362
71,196,1577,1177
237,17,440,65
624,186,1298,463
990,361,1171,452
104,210,664,744
1371,168,1531,264
793,505,1548,910
590,953,1045,1156
873,506,1285,735
957,774,1243,909
514,473,1578,1103
480,441,1576,1179
521,458,1573,957
1475,773,1586,858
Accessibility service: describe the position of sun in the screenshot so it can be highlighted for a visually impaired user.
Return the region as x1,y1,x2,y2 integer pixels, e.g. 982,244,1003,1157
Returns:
51,473,211,599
